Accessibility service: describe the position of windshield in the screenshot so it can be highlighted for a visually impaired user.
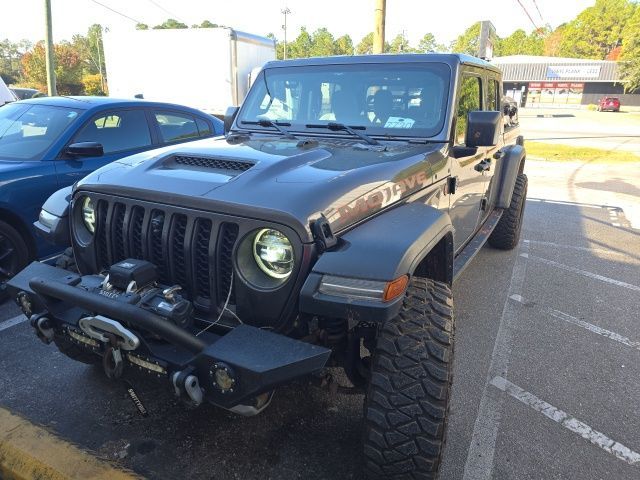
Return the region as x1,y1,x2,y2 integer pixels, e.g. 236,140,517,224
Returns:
238,62,451,139
0,103,82,160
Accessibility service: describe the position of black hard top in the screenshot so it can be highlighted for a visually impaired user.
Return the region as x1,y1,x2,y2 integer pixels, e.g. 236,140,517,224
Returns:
263,53,501,74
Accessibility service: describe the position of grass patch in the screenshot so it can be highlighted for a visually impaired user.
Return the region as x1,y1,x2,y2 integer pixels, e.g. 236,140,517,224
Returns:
525,141,640,163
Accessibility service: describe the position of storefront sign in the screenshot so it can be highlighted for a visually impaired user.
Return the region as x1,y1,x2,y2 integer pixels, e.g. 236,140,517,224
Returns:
526,82,584,106
546,65,601,79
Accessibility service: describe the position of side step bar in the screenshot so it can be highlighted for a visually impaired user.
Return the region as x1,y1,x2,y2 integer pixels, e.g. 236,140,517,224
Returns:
453,208,504,283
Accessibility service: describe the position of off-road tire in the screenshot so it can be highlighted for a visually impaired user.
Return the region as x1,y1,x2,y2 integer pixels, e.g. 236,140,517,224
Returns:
0,220,30,304
53,334,100,365
488,173,528,250
55,247,78,272
363,277,454,479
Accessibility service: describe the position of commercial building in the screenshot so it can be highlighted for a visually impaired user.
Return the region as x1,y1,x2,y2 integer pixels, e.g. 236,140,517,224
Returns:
492,55,640,108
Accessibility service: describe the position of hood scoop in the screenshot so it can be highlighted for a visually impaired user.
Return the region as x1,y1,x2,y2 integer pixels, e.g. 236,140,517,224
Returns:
168,155,255,175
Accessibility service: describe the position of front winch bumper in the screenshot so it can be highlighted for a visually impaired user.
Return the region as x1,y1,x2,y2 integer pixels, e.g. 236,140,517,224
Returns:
7,262,330,412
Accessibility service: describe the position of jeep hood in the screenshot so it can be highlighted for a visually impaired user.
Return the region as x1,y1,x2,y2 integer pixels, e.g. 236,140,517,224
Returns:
76,136,447,242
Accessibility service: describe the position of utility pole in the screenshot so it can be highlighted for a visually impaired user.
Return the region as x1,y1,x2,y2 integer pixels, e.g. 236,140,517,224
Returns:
44,0,57,96
281,7,291,60
373,0,386,54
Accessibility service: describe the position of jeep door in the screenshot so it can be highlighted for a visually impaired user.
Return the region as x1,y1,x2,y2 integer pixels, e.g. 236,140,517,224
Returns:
448,72,488,253
477,74,501,222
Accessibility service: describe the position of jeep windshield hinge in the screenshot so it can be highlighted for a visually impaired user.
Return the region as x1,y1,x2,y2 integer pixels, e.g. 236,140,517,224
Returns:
312,216,337,253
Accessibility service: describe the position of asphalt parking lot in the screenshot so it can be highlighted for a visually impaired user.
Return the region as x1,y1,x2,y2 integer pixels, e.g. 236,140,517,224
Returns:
519,107,640,155
1,157,639,479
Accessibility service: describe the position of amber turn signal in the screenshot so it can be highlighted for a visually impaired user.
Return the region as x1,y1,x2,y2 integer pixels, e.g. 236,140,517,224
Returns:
383,275,409,302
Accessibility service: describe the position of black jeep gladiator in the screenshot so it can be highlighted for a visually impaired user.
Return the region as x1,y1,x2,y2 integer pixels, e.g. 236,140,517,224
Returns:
8,54,526,479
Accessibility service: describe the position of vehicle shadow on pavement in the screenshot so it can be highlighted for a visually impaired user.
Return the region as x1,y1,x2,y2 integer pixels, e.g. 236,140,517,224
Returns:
575,178,640,198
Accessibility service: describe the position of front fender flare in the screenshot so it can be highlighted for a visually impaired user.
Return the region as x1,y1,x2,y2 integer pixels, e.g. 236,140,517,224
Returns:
299,203,453,322
494,144,526,209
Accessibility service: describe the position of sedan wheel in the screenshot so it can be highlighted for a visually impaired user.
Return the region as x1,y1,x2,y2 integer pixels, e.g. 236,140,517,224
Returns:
0,220,30,303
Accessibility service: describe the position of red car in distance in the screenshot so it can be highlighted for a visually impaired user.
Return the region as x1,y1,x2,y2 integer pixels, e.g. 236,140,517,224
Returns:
598,96,621,112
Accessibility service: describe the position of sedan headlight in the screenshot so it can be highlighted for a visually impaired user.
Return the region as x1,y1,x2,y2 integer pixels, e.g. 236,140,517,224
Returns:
81,196,96,234
253,228,293,279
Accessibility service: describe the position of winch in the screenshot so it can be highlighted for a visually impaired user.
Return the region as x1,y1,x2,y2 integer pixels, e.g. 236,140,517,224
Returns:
92,258,194,330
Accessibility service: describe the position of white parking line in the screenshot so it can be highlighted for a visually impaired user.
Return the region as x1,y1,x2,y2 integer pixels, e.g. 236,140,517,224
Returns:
526,198,608,209
523,239,626,258
490,376,640,466
0,315,27,332
462,243,529,480
522,253,640,292
510,295,640,352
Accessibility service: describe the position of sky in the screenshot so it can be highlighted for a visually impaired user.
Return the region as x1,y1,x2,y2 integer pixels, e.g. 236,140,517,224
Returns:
1,0,595,47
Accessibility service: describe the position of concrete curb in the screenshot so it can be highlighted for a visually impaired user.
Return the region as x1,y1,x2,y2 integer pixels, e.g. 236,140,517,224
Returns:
0,407,139,480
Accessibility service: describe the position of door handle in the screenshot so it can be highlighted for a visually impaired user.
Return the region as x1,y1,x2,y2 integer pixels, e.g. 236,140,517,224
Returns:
474,159,491,172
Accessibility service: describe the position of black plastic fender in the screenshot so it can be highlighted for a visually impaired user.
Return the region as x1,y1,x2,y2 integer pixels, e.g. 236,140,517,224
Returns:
299,203,453,322
494,144,526,209
33,186,72,246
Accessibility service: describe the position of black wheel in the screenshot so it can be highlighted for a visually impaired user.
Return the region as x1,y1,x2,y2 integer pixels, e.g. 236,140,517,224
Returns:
0,220,30,304
55,247,78,272
53,334,100,365
363,277,454,479
488,174,528,250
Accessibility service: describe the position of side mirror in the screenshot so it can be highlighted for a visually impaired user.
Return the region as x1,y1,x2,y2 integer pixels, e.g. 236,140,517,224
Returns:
465,111,501,148
224,106,240,135
66,142,104,158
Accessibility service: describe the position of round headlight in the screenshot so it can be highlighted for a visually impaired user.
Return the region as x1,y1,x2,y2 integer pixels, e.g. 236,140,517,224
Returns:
81,197,96,234
253,229,294,279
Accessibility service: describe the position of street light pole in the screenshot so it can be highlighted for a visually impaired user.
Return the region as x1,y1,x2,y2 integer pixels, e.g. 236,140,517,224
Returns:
44,0,57,95
281,7,291,60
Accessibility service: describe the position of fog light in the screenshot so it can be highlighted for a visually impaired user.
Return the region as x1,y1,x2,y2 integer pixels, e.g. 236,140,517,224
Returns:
211,363,236,393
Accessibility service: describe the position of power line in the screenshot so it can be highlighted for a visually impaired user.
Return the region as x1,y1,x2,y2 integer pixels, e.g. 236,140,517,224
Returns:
89,0,142,24
146,0,188,24
515,0,539,31
531,0,545,24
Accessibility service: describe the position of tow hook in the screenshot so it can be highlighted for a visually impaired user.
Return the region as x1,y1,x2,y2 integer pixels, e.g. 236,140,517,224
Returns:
103,333,125,380
172,369,204,408
30,314,54,344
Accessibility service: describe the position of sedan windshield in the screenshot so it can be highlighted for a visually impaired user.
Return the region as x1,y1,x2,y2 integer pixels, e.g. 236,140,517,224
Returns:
0,103,82,160
238,62,451,139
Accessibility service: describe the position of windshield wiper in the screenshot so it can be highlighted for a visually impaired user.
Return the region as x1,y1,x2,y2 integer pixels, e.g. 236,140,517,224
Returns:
305,122,379,145
239,119,298,140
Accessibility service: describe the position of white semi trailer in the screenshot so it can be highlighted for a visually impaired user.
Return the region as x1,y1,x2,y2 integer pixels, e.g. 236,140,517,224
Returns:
103,28,275,117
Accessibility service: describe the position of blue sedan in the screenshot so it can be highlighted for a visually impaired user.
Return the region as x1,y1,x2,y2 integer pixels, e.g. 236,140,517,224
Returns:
0,96,223,300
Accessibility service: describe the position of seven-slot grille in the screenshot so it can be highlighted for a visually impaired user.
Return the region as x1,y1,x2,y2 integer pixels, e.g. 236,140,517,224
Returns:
94,199,239,311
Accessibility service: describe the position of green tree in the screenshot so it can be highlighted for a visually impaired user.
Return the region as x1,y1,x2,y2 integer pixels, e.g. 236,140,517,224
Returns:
558,0,636,59
309,28,336,57
388,33,413,53
620,6,640,91
355,32,390,54
153,18,188,29
195,20,218,28
287,27,313,59
495,29,545,56
334,34,354,55
417,33,447,53
356,32,374,54
0,39,32,84
450,22,481,55
135,23,149,30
